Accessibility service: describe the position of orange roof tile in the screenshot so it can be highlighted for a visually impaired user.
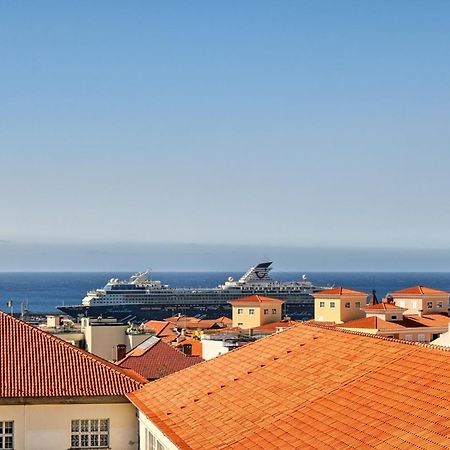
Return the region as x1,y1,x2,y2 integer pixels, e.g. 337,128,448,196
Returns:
128,322,450,450
117,336,202,380
390,285,450,296
337,314,450,331
362,302,406,311
313,287,369,296
336,316,402,331
0,311,145,398
228,295,285,304
252,320,300,333
143,320,173,336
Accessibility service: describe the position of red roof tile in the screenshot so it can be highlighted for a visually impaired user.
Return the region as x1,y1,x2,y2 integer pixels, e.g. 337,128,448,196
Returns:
314,287,369,296
118,336,203,380
390,286,450,296
128,322,450,450
228,295,285,304
0,311,145,398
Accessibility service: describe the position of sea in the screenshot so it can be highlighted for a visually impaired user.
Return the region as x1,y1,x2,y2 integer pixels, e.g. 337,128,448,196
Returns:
1,271,450,314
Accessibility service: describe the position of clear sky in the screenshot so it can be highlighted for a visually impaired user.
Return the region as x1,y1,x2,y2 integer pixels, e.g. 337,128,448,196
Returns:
1,1,450,270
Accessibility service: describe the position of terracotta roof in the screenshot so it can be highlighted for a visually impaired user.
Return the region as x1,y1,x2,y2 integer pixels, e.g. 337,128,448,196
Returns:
128,322,450,450
228,295,285,304
313,287,368,296
336,316,403,331
164,315,199,323
143,320,173,336
390,285,450,296
0,311,145,398
335,314,450,332
117,336,203,380
362,302,405,311
252,320,300,333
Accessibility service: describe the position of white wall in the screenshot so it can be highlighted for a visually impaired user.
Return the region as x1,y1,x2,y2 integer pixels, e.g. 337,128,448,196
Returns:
137,410,178,450
201,338,230,360
0,402,137,450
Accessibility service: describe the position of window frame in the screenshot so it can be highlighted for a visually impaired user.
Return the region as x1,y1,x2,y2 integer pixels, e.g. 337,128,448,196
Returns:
0,420,14,450
70,418,109,449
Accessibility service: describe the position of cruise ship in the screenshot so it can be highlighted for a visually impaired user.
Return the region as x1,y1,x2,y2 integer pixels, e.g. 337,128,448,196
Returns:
57,262,332,322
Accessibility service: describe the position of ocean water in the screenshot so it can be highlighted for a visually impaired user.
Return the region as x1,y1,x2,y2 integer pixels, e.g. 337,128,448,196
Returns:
0,271,450,314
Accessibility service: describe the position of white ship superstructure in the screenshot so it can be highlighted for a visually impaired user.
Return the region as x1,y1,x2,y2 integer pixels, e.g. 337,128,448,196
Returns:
58,262,331,322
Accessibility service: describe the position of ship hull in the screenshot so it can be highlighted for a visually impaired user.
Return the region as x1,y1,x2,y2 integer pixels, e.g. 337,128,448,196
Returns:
58,298,314,323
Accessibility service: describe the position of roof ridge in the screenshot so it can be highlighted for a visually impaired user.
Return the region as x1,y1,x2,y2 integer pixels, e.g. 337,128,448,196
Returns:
0,310,147,385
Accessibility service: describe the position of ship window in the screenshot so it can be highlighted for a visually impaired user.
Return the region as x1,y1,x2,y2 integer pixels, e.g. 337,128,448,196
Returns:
249,308,255,315
237,308,243,315
264,309,269,315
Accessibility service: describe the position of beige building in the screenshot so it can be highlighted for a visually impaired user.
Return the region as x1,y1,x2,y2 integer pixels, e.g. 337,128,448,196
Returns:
337,289,450,343
228,295,285,329
313,287,368,324
388,285,450,315
0,310,146,450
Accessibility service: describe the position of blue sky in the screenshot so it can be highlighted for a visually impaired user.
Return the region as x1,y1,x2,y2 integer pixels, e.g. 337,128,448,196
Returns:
1,1,450,270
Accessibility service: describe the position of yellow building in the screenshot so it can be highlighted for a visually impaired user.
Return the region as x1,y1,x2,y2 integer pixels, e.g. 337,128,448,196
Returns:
313,287,368,324
228,295,285,329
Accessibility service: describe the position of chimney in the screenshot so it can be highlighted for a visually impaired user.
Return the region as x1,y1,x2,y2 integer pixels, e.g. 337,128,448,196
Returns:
368,290,379,307
116,344,126,361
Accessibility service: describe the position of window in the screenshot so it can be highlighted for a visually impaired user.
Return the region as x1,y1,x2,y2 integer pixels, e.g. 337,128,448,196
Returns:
145,429,167,450
249,309,255,315
264,309,269,315
355,302,361,308
319,301,325,308
272,308,277,314
418,334,426,342
237,308,243,315
330,302,335,308
391,315,398,320
71,419,109,448
404,334,413,341
0,421,13,449
437,301,443,308
344,302,351,309
427,301,433,309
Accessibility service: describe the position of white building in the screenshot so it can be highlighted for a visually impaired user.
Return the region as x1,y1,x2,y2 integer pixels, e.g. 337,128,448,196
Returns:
0,310,146,450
